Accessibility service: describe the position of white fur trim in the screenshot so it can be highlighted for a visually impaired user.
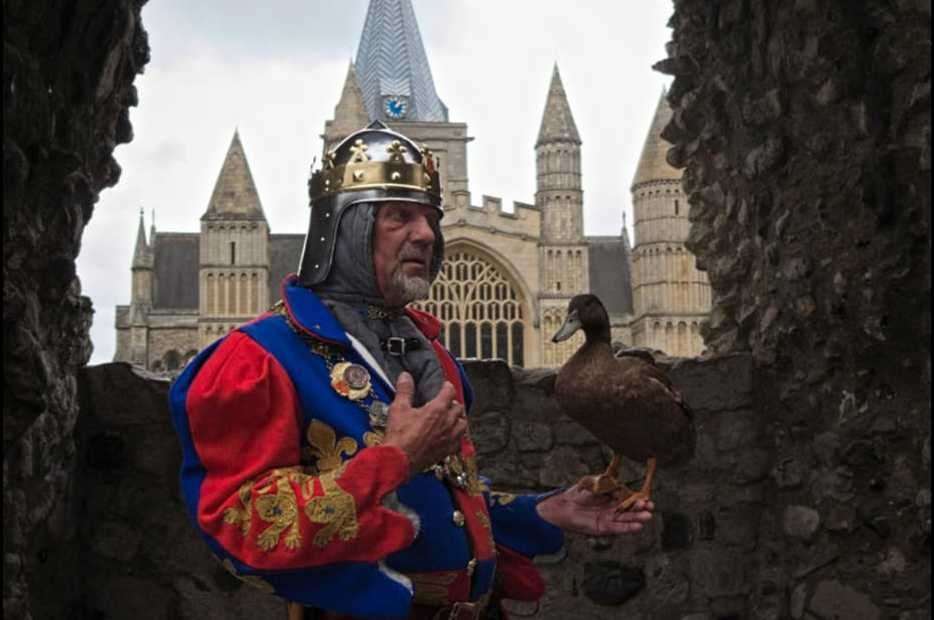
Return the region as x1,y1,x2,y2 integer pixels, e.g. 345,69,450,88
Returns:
382,491,421,538
378,560,413,595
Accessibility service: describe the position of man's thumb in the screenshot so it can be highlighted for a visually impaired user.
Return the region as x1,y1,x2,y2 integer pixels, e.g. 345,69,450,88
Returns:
394,372,414,403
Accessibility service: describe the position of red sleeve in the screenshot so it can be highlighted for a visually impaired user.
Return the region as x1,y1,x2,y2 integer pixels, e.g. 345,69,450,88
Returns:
187,331,417,570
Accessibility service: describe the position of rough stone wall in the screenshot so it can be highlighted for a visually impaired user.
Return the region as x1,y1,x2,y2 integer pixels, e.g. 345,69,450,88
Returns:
2,2,149,617
70,357,766,619
657,1,931,618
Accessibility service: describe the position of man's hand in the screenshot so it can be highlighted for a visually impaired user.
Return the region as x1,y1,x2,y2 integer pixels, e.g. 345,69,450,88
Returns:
535,477,655,536
382,372,467,476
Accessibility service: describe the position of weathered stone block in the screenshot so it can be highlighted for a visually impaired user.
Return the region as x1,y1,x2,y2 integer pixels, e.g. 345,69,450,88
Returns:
808,580,881,620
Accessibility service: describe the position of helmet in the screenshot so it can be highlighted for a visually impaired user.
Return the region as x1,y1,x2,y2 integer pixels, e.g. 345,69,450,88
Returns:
297,121,443,286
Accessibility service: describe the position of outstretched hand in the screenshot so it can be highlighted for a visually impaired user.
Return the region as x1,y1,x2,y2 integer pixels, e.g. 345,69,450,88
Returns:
535,477,655,536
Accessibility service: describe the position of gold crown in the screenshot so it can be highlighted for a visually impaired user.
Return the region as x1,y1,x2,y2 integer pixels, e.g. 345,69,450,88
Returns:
308,137,441,204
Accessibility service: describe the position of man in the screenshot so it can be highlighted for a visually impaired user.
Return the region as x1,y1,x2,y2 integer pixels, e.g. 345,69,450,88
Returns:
169,122,653,620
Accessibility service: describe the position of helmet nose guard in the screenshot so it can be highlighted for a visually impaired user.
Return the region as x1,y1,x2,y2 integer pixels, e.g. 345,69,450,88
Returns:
297,121,443,287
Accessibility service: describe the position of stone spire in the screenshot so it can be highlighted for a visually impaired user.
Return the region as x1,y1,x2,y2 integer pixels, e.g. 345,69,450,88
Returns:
132,208,151,268
202,130,266,220
330,61,372,137
631,88,681,190
354,0,448,122
536,64,581,146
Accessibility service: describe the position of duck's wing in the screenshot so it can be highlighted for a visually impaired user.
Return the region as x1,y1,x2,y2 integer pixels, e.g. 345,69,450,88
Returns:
609,359,695,464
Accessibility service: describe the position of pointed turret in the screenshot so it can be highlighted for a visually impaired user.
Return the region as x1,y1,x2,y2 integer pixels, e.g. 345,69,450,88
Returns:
326,62,373,148
202,130,266,220
631,88,681,190
132,208,152,268
354,0,448,122
536,64,581,146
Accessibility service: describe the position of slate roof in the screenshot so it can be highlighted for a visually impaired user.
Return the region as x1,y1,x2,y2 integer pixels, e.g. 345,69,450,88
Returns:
268,234,305,302
586,236,634,315
354,0,448,122
153,233,200,309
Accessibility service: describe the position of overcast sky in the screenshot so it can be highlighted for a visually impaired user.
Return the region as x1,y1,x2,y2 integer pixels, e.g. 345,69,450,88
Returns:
78,0,674,364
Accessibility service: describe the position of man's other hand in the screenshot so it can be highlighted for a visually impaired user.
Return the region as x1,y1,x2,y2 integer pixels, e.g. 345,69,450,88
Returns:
534,479,655,536
382,372,467,475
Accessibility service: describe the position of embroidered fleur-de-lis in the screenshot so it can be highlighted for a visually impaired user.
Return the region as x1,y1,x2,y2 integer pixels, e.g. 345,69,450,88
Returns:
490,492,517,506
420,145,436,174
254,476,302,551
349,139,370,163
222,480,254,536
386,140,408,163
304,463,359,547
306,420,358,473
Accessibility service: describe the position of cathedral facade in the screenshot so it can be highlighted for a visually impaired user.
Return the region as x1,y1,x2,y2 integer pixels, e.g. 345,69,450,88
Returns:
114,0,710,372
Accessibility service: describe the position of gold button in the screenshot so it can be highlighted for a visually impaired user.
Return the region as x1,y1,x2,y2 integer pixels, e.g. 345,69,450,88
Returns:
452,511,465,527
466,558,477,576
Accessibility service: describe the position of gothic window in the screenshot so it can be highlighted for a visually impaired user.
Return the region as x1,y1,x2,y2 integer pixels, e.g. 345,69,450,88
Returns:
230,242,236,265
675,199,680,215
164,350,182,371
413,250,525,367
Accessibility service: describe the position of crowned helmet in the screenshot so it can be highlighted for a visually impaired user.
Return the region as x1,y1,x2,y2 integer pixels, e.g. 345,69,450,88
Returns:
297,121,443,286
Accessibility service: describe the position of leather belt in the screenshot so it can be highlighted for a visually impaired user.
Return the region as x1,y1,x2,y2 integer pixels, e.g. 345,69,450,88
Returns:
436,601,484,620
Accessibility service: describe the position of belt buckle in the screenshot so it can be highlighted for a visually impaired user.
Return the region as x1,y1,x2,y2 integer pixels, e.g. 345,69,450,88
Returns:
447,601,480,620
385,337,406,356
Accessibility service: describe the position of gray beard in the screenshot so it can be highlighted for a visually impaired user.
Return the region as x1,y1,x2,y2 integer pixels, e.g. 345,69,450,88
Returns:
390,267,430,305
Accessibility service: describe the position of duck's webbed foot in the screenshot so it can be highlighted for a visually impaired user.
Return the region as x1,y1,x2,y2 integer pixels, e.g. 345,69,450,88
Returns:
577,454,627,495
615,457,657,513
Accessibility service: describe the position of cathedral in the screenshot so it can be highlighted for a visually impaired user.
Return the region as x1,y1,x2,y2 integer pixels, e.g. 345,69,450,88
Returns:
114,0,710,372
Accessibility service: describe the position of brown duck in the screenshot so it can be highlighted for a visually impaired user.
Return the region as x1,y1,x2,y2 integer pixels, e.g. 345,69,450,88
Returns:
552,294,694,511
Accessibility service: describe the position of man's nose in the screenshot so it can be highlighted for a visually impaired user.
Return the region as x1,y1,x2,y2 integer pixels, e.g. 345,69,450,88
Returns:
408,215,436,246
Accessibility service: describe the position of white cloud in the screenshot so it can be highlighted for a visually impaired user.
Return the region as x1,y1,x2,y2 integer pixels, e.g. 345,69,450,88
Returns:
78,0,674,364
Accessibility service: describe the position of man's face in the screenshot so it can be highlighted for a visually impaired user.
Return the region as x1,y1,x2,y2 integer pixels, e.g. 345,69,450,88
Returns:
372,202,439,307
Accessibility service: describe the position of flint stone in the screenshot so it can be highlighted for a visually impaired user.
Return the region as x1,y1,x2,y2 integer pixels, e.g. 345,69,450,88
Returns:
514,422,553,452
580,561,644,606
668,354,753,413
539,446,589,488
783,505,821,541
716,412,759,452
469,410,509,455
790,583,808,618
808,580,881,620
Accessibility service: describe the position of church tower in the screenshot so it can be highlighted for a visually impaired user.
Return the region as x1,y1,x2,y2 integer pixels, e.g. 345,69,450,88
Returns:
323,0,472,210
630,89,710,356
198,130,270,347
536,64,589,366
127,209,153,366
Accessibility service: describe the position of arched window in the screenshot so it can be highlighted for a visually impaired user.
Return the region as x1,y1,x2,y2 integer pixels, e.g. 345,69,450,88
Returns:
412,250,526,366
164,350,182,371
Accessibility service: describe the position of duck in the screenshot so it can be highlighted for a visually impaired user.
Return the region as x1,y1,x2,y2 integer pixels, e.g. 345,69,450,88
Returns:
552,294,694,511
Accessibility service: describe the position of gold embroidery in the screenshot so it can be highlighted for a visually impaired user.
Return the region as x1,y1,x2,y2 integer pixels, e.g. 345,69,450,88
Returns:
476,510,492,530
304,463,359,547
306,420,358,472
490,492,517,506
221,558,276,594
464,456,482,495
363,431,385,447
223,481,254,536
410,571,459,606
477,510,495,546
254,476,302,551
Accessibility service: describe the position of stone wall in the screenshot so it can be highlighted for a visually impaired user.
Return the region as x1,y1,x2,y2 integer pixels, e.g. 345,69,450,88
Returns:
3,2,149,618
656,0,931,618
67,356,767,619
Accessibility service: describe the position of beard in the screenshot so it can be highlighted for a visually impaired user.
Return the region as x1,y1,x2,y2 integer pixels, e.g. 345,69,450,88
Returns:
389,266,431,305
